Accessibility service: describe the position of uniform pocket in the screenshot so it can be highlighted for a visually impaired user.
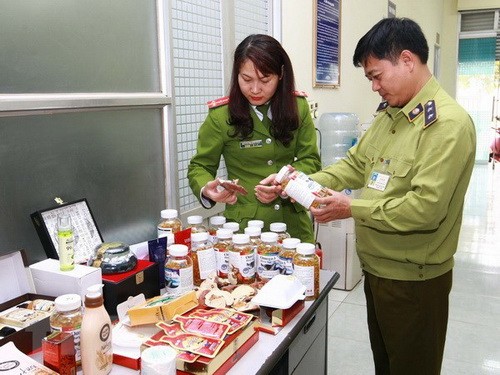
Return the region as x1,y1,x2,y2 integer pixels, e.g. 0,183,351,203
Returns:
224,203,259,223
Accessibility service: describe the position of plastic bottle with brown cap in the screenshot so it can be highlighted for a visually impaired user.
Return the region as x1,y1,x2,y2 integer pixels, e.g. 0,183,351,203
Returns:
80,284,113,375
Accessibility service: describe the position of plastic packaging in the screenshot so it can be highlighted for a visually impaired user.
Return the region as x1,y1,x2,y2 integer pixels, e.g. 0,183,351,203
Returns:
80,284,113,375
57,215,74,271
278,237,301,276
317,112,360,166
165,244,193,295
269,222,290,243
190,231,216,285
293,243,320,301
157,209,182,237
213,228,232,278
141,346,177,375
275,165,331,209
229,234,255,284
186,215,207,233
50,294,83,366
256,232,281,282
251,274,306,309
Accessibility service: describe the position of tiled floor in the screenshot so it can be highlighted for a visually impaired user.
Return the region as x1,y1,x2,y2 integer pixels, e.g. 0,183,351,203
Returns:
327,163,500,374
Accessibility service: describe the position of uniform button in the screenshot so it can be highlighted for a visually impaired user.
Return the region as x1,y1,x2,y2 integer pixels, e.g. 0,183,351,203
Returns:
380,158,384,162
268,160,274,166
419,265,423,269
391,129,396,134
274,204,280,210
266,138,272,144
361,219,366,223
419,274,423,278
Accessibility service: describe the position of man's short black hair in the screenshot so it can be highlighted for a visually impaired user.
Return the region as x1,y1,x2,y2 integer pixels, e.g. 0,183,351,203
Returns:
353,17,429,67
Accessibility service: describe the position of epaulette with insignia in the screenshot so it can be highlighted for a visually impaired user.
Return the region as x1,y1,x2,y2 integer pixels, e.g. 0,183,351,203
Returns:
376,101,389,112
207,96,229,109
407,103,424,122
293,90,308,97
423,100,438,129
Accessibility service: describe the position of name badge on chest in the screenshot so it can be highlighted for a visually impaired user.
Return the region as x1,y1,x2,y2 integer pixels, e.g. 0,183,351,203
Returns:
240,140,263,149
368,171,391,191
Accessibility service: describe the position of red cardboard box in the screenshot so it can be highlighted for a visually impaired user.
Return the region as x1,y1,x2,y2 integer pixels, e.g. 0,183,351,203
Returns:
147,317,259,375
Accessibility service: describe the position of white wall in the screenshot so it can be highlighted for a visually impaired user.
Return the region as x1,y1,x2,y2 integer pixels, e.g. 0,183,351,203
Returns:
282,0,460,125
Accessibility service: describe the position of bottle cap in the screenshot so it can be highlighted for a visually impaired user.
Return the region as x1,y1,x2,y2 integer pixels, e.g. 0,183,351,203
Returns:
244,226,261,236
282,237,301,249
84,284,104,308
161,209,178,219
247,220,264,229
232,233,250,245
169,244,188,256
270,222,287,232
260,232,278,243
57,215,72,231
216,228,233,239
209,216,226,226
275,165,292,183
296,242,316,255
223,222,240,232
187,215,203,225
54,294,81,312
191,231,209,242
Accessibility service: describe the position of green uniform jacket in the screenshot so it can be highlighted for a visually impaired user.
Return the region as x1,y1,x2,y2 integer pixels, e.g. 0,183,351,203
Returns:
310,77,476,280
188,96,321,242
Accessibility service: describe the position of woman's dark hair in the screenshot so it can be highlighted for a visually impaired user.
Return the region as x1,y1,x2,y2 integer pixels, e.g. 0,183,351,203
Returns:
353,17,429,67
228,34,298,146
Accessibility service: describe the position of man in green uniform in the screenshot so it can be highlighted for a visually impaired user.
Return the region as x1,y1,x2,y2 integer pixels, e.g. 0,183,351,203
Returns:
308,18,476,374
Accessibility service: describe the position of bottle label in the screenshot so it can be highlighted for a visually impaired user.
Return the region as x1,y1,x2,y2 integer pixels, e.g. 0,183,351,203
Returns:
257,252,280,280
284,179,317,209
165,265,193,294
277,255,294,275
293,264,315,297
229,250,255,281
215,249,229,276
158,226,173,238
195,247,216,280
58,231,74,270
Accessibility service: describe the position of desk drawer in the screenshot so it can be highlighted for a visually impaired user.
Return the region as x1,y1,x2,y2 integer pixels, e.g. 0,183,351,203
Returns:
288,298,328,372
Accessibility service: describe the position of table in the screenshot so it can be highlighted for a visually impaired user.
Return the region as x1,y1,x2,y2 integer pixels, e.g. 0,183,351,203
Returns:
32,270,339,374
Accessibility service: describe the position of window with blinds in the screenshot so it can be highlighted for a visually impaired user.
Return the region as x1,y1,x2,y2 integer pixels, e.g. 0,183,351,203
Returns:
170,0,271,216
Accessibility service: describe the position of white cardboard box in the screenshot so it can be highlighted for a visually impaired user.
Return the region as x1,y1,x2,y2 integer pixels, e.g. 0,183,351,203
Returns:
29,259,102,300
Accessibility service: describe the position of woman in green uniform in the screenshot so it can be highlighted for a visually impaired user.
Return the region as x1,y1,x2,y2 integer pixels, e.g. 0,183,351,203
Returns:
188,34,321,242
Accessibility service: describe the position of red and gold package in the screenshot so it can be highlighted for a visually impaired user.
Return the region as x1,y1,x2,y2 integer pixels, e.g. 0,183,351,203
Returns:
189,308,253,334
173,315,230,339
42,331,76,375
160,333,224,358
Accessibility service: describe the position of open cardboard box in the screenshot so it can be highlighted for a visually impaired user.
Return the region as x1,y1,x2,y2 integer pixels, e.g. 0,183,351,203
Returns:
0,250,55,354
127,291,198,326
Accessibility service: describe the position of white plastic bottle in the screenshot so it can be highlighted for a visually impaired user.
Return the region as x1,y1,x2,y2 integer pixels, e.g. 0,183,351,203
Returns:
80,284,113,375
57,214,74,271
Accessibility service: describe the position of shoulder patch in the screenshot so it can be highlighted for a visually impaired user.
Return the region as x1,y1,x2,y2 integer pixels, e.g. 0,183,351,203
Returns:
423,100,438,129
293,90,308,97
207,96,229,109
376,101,389,112
407,103,424,122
